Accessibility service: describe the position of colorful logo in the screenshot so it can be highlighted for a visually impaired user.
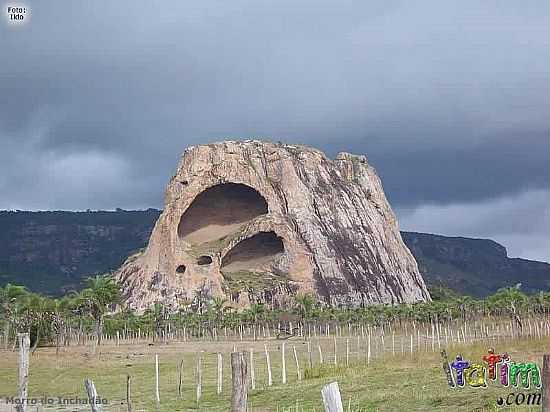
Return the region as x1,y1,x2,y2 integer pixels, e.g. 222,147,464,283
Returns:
441,349,541,389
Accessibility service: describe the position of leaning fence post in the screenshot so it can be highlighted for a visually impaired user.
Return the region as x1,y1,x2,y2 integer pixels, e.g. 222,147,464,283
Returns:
231,352,248,412
16,333,30,412
543,354,550,411
321,381,344,412
293,345,301,381
84,378,102,412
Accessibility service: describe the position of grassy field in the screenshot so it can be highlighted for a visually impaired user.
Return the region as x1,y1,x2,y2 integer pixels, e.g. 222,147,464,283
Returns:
0,335,548,411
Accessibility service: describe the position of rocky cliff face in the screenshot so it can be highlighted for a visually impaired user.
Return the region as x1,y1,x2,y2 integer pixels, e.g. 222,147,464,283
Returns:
116,140,430,310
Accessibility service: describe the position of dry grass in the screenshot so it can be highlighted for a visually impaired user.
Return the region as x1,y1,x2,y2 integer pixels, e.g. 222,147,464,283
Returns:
0,334,548,411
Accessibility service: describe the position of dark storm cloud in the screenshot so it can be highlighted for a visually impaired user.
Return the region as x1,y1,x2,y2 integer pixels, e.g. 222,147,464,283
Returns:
1,0,549,259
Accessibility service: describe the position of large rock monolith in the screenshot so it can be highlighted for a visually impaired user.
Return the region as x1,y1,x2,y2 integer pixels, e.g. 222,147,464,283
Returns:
116,140,430,310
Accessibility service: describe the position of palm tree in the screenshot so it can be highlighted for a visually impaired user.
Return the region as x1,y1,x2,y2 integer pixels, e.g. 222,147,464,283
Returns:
294,294,315,322
0,284,29,349
22,293,53,354
210,296,228,328
77,274,121,349
245,303,265,324
51,296,72,357
143,302,169,341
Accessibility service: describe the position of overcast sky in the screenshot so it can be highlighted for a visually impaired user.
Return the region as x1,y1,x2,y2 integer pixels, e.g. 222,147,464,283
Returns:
1,1,549,262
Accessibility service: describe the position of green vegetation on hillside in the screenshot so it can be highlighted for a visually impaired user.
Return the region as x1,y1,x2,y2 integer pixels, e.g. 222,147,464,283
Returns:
0,209,161,295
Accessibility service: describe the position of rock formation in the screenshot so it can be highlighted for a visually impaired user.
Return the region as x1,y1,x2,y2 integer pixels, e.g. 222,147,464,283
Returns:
116,140,430,311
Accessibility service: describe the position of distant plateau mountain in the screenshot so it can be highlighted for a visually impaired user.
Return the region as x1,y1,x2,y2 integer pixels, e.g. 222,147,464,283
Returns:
0,210,548,297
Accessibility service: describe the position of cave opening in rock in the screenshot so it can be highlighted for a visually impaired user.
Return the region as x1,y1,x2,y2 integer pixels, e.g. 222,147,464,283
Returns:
197,255,213,265
221,231,284,273
178,183,268,244
175,264,186,274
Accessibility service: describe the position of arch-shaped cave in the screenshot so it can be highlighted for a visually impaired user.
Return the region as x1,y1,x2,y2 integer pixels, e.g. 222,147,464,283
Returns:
197,255,213,265
175,264,186,274
221,231,284,273
178,183,268,244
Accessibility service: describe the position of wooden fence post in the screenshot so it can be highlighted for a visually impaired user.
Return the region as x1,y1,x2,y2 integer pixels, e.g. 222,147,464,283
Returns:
542,354,550,411
231,352,248,412
3,323,9,351
293,345,301,381
178,359,184,399
217,353,223,395
249,349,256,390
16,333,30,412
196,353,203,404
367,334,371,365
84,379,102,412
321,381,344,412
155,354,160,408
126,375,133,412
282,342,287,384
264,344,272,386
333,337,338,366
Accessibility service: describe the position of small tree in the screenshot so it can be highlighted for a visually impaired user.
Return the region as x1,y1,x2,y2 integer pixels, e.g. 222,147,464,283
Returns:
22,293,54,354
487,284,527,332
0,284,29,349
294,294,316,322
77,274,121,348
143,302,169,341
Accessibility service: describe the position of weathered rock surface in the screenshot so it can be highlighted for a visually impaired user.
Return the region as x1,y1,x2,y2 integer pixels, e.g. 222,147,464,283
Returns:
115,140,430,310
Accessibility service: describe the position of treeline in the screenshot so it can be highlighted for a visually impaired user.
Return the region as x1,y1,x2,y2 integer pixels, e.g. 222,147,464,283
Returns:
1,275,549,351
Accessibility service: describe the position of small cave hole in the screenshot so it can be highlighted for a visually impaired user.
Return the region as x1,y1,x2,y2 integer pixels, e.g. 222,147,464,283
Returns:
176,265,187,274
197,255,213,265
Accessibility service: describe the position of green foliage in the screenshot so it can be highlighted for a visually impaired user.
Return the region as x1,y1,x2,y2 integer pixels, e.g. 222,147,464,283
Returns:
1,277,550,349
427,284,460,301
78,274,122,321
294,293,317,320
0,209,161,296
